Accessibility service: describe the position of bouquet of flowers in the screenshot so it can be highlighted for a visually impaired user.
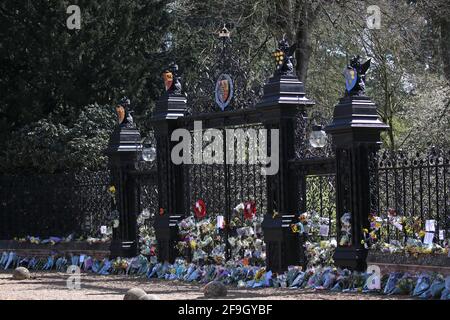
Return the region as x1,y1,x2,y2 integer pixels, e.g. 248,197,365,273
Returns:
137,208,157,256
339,212,352,246
361,213,382,249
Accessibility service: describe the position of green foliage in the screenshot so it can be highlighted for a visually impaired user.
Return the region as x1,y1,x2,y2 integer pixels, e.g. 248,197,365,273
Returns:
1,104,116,173
0,0,449,173
0,0,170,136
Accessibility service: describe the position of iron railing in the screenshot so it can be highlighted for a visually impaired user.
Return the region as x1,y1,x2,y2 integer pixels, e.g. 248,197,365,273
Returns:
369,148,450,244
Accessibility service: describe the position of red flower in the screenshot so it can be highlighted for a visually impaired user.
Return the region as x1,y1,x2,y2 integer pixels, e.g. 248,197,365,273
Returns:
194,199,207,219
387,208,396,216
243,201,256,220
159,208,165,216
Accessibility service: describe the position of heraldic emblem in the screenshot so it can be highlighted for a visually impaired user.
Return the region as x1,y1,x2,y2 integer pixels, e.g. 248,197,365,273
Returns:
214,73,233,111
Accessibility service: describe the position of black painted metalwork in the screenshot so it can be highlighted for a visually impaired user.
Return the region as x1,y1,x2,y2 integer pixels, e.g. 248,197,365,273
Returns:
369,148,450,244
256,39,316,271
326,59,389,271
185,29,264,115
8,45,447,276
0,171,111,239
151,62,188,263
149,32,339,272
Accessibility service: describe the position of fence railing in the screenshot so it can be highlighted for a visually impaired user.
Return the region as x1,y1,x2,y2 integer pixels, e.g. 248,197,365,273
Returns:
0,171,111,239
369,148,450,245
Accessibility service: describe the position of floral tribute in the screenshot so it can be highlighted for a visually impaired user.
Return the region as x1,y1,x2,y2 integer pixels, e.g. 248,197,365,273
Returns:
339,212,352,246
194,199,207,219
2,250,448,299
176,201,265,266
137,208,158,258
362,209,448,256
361,212,382,249
289,210,337,268
243,201,256,220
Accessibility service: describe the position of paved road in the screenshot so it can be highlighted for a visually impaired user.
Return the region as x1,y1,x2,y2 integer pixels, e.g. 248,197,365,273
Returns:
0,271,409,300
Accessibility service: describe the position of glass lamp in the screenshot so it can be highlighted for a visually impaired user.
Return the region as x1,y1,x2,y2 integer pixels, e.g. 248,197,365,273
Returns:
142,145,156,162
309,125,327,148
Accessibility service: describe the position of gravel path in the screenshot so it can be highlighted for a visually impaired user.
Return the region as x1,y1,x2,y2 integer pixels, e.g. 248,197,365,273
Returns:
0,271,410,300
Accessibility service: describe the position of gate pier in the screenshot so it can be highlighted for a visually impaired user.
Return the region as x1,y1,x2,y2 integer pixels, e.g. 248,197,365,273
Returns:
151,67,188,263
257,73,314,273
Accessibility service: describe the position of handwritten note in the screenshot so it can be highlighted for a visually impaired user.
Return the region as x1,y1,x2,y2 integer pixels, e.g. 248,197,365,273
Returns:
425,220,436,232
319,224,330,237
100,225,107,235
423,232,434,245
393,222,403,231
216,216,224,229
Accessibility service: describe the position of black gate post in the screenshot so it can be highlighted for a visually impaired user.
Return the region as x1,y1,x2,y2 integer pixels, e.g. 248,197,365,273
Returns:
106,97,142,258
257,39,314,273
326,57,388,271
151,64,187,263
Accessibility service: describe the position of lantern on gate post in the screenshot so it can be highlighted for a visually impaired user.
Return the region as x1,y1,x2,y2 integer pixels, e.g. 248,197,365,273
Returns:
309,125,327,148
141,137,157,163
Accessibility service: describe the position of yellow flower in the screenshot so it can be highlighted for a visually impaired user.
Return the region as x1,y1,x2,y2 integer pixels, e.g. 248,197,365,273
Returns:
291,224,299,233
108,185,116,194
418,230,426,238
362,228,369,234
255,268,266,280
189,240,197,250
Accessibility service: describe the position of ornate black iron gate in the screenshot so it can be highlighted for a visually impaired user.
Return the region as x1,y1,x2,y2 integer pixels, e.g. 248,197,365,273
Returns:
149,35,340,272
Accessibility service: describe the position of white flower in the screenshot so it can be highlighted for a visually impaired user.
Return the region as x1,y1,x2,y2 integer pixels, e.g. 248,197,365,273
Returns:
235,203,245,212
141,208,150,219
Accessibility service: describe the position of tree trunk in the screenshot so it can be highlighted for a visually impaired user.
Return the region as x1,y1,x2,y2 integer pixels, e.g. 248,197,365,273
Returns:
295,19,311,83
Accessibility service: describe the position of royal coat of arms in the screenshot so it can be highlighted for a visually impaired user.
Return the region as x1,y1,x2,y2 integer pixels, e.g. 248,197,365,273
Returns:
215,73,233,111
343,66,357,92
